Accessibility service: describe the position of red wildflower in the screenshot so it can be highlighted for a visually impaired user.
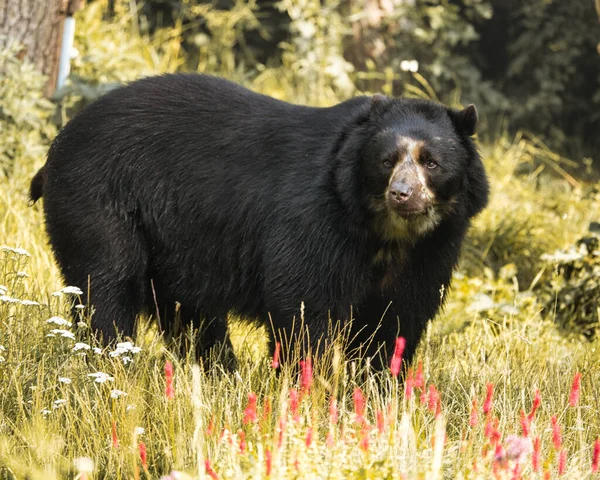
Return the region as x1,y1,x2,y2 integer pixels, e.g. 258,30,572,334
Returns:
300,359,313,395
532,436,541,472
569,372,581,407
206,417,215,436
427,384,440,414
243,392,258,424
376,409,385,434
265,448,272,477
404,367,414,400
289,389,300,422
520,410,530,437
359,424,370,452
305,427,313,448
205,459,219,480
139,441,147,469
528,389,541,421
469,399,479,428
326,429,334,448
551,416,562,451
111,420,118,448
238,430,247,453
271,342,281,369
165,360,174,400
414,361,424,389
558,449,567,476
592,438,600,473
329,397,338,424
390,337,405,377
262,397,272,421
483,383,494,416
277,416,286,449
353,387,366,425
420,387,428,405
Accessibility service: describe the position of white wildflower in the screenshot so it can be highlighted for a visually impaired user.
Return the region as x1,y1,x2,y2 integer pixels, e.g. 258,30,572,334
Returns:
1,246,31,257
72,342,91,352
0,295,19,303
93,347,103,355
46,316,72,327
88,372,114,383
50,329,76,340
0,285,7,295
75,304,86,309
77,321,87,328
61,286,83,295
20,299,40,306
16,271,29,278
126,404,136,411
110,389,128,399
134,427,145,435
400,59,419,73
41,409,51,416
53,398,67,408
121,356,133,365
0,345,5,352
58,377,72,384
109,341,142,357
46,333,55,338
74,457,94,475
51,291,63,297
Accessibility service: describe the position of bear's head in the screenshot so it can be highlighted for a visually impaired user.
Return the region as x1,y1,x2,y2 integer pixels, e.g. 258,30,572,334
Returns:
354,96,489,242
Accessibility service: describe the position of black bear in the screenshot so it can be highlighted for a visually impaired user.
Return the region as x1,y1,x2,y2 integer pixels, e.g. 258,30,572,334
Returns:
30,74,489,369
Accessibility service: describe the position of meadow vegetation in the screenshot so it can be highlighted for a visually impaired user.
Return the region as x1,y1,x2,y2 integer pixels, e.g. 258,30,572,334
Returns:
1,1,600,478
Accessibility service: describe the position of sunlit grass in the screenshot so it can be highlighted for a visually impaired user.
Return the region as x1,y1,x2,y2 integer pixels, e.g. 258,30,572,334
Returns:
2,134,600,478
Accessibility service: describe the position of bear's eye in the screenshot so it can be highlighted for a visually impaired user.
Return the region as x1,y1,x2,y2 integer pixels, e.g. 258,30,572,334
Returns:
425,159,438,170
382,159,394,169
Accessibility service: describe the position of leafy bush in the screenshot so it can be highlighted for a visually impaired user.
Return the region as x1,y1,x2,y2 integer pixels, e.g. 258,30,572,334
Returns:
0,40,55,177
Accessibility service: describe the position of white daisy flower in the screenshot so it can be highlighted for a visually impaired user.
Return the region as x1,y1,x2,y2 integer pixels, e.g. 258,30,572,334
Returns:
61,286,83,295
93,347,103,355
72,342,91,352
50,329,76,340
88,372,114,383
46,316,72,327
110,389,128,399
20,299,40,306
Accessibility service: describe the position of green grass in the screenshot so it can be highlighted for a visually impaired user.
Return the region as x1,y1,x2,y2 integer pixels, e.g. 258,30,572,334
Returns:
2,137,600,479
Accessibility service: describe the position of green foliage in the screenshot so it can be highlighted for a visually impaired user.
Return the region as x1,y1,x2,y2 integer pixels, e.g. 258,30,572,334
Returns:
0,41,55,177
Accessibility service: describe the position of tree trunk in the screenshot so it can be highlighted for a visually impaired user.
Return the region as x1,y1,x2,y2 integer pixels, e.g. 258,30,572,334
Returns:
0,0,68,96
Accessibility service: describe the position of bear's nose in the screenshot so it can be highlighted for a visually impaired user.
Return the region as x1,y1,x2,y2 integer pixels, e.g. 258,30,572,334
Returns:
389,181,413,201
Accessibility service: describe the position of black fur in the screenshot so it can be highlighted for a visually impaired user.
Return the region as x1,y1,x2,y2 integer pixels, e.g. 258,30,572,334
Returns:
30,74,489,368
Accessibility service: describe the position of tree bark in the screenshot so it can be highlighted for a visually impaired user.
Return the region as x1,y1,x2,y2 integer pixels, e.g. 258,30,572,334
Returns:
0,0,69,96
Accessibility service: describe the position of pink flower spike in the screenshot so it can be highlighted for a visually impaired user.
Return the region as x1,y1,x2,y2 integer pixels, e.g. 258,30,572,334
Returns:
414,361,424,389
265,448,272,477
326,429,334,448
243,392,258,424
300,359,313,395
404,368,414,400
483,383,494,416
165,360,174,400
139,441,147,469
376,409,385,435
558,449,567,476
569,372,581,407
111,420,118,448
238,429,247,453
532,437,541,472
520,410,530,437
205,459,219,480
329,398,338,424
305,427,313,448
289,389,300,422
277,416,286,448
551,416,562,451
427,384,440,414
353,387,366,424
271,342,281,369
359,424,370,452
390,337,405,377
592,438,600,473
469,399,479,428
528,389,541,421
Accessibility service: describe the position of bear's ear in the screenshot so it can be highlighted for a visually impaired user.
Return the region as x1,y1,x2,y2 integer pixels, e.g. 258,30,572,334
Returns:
450,104,478,136
370,94,389,115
